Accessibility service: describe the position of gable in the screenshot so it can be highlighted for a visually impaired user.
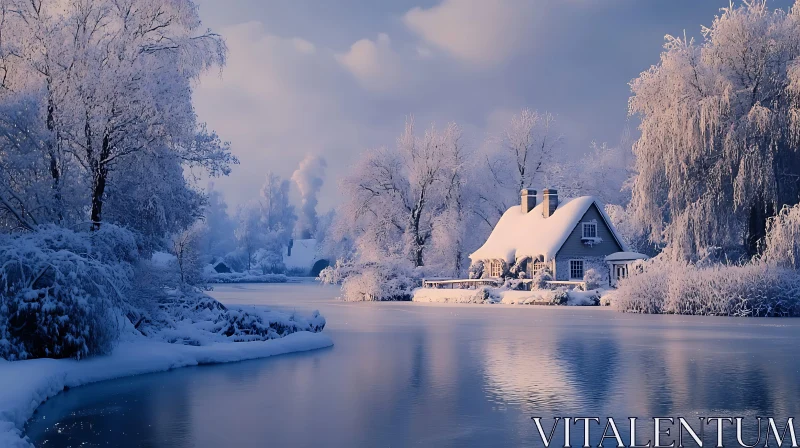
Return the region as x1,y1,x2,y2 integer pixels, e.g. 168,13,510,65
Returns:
555,203,623,260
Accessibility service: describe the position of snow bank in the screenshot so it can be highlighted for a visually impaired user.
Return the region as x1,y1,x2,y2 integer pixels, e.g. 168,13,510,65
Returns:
609,260,800,316
205,271,288,284
412,287,498,304
412,287,602,306
0,332,333,448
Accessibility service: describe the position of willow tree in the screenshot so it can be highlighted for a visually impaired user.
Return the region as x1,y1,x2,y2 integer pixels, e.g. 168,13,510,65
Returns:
629,1,800,260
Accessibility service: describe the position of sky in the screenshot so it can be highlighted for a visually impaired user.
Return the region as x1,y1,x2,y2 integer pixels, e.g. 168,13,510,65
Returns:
192,0,795,212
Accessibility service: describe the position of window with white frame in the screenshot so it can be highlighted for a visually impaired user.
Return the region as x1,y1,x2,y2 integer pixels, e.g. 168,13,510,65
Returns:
582,222,597,239
528,260,546,277
569,259,584,280
489,260,503,278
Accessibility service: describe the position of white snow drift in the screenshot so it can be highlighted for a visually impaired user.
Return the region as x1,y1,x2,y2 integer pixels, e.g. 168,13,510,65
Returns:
0,332,332,448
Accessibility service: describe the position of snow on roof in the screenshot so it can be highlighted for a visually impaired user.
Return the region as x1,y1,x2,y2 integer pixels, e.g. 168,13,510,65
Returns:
470,196,623,263
605,252,648,262
284,238,319,269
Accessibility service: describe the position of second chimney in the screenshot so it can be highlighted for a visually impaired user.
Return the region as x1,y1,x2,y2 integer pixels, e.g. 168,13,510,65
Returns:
521,189,537,214
542,189,558,218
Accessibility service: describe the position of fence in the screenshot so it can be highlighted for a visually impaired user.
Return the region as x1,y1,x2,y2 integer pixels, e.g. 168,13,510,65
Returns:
421,278,587,291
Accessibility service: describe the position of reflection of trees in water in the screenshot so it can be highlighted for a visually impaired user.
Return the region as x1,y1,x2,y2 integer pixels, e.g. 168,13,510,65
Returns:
479,330,582,414
555,333,620,410
610,321,800,419
478,317,800,427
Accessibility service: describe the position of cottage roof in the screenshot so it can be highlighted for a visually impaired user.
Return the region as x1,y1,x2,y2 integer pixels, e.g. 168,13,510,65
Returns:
469,196,626,263
284,238,319,269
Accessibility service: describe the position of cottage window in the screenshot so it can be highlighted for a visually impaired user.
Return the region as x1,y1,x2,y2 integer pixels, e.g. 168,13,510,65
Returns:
569,259,584,280
528,260,546,277
489,260,503,278
582,222,597,239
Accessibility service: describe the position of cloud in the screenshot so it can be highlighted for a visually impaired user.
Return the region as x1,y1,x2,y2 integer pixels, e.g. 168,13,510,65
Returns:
193,22,392,210
290,38,316,54
335,33,404,91
403,0,539,67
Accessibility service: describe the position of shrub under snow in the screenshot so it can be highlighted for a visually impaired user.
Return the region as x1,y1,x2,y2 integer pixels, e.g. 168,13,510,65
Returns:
0,225,137,360
762,203,800,269
583,268,604,290
204,270,288,284
321,260,419,302
412,286,598,306
134,287,325,345
610,260,800,317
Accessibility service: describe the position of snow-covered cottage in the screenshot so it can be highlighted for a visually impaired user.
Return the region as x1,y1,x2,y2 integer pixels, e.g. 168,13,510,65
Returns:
284,239,330,277
470,189,638,283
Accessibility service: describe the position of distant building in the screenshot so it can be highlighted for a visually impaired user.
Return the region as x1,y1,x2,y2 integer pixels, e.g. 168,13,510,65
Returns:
470,189,645,284
213,260,232,274
284,239,330,277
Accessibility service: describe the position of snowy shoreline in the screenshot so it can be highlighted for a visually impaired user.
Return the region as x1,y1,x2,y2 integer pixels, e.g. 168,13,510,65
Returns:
412,287,604,306
0,332,333,448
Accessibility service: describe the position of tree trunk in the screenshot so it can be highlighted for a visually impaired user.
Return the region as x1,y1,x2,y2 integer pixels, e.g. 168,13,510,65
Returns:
409,199,425,267
46,93,63,223
746,199,774,257
90,133,111,231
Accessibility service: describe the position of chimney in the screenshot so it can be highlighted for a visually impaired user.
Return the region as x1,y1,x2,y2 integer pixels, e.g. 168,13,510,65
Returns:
542,189,558,218
521,189,537,214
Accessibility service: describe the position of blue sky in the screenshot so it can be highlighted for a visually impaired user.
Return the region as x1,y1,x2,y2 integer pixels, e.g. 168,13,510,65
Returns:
193,0,794,210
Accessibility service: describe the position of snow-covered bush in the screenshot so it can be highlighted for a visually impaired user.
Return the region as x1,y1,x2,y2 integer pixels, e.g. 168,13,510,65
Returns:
611,260,800,316
502,278,527,291
413,287,500,304
509,257,528,279
132,285,324,345
583,268,604,290
531,267,553,289
317,263,342,285
253,240,286,274
552,290,569,306
468,260,484,279
338,260,419,302
205,272,288,284
762,203,800,269
0,226,137,360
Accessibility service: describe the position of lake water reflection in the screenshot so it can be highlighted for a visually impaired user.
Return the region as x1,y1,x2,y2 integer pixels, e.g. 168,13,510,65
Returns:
25,283,800,447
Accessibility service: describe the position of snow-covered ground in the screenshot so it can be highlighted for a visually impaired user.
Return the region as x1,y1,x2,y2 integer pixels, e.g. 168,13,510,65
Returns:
412,287,604,306
0,331,333,448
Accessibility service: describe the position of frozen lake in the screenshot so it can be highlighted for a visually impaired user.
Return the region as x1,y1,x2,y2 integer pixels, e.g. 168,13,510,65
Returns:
25,282,800,447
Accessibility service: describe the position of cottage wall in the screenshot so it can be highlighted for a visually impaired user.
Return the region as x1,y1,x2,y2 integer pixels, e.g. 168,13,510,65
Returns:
553,204,623,281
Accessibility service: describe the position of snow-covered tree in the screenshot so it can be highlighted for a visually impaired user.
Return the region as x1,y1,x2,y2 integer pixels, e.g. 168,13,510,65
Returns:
259,172,296,242
474,109,563,228
234,204,263,271
629,1,800,260
172,221,207,285
341,119,467,269
0,0,235,231
203,184,236,258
